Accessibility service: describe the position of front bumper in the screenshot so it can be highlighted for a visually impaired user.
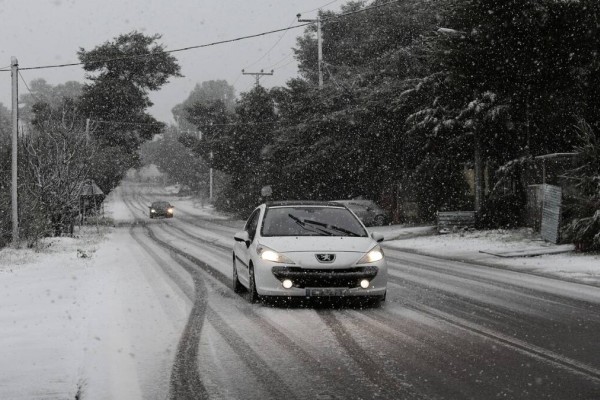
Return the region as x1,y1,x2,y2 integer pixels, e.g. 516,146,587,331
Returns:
150,211,173,218
254,262,387,297
272,266,379,288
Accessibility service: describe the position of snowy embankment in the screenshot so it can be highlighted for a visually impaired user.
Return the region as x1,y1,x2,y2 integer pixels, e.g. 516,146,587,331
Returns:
379,227,600,286
0,193,191,399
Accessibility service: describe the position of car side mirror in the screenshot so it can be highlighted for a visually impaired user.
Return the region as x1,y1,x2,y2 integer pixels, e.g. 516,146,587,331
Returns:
234,231,251,247
371,232,384,243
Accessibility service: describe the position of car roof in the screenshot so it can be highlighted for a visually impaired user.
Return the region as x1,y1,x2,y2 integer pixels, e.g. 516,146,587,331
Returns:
265,200,345,208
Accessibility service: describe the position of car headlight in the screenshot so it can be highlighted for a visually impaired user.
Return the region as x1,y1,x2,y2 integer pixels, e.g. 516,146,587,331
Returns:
151,209,156,213
357,245,384,264
257,245,295,264
167,208,174,213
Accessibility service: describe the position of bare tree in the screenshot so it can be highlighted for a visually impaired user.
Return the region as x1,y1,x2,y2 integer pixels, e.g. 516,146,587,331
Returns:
19,113,96,243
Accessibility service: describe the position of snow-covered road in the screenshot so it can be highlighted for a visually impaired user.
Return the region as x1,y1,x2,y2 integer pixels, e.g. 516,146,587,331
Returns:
2,180,600,399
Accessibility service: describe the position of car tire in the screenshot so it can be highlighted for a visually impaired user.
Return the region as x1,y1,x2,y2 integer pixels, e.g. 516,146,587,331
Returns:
248,264,260,304
232,256,244,294
149,214,154,219
373,215,386,226
380,290,387,302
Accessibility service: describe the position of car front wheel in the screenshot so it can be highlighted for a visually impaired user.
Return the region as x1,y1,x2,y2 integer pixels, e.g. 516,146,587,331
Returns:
248,264,260,303
373,214,386,226
232,257,244,294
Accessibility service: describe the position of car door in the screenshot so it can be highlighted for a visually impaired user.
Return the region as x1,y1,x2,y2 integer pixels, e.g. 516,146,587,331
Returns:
235,208,261,285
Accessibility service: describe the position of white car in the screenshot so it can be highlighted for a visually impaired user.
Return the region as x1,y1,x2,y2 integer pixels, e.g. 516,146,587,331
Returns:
232,201,387,303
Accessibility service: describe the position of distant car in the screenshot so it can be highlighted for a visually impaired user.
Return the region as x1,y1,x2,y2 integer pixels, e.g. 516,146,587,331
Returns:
149,201,174,218
232,201,387,303
335,199,390,226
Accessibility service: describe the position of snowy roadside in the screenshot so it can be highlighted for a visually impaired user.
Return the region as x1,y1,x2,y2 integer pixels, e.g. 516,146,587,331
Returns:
373,226,600,286
0,225,191,400
0,232,101,399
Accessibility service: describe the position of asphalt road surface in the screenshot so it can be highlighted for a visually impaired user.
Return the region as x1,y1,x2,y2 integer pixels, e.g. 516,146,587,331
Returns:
119,183,600,400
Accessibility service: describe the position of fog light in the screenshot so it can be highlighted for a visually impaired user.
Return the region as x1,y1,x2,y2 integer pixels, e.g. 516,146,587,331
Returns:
360,279,370,289
282,279,293,289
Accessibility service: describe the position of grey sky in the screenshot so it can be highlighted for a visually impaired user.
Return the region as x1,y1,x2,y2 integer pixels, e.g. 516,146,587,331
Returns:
0,0,342,122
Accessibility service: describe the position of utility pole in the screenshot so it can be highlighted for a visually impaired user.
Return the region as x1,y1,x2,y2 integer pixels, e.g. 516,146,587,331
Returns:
474,133,483,213
209,151,214,202
297,13,323,89
85,118,90,141
241,69,274,88
11,57,19,245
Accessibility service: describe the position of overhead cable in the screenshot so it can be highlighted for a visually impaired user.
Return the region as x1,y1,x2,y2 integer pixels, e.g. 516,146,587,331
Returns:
4,0,400,72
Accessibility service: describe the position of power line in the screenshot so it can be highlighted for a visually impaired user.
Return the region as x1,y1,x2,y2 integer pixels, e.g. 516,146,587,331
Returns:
3,0,401,72
18,71,51,104
299,0,341,15
243,16,297,71
92,119,164,127
322,0,401,23
267,51,295,70
7,22,310,72
92,118,279,128
273,58,298,71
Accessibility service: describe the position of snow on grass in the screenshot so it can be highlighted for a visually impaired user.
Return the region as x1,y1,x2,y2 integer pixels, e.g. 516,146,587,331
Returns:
0,228,106,399
384,227,600,285
0,225,190,399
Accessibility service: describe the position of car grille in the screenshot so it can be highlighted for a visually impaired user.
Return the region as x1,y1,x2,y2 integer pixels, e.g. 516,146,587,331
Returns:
271,266,378,288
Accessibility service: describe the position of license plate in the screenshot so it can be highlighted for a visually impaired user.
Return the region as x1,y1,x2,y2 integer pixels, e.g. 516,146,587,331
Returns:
306,288,350,297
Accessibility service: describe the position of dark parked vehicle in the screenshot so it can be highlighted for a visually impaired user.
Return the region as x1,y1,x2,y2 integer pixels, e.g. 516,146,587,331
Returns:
335,200,390,226
149,201,174,218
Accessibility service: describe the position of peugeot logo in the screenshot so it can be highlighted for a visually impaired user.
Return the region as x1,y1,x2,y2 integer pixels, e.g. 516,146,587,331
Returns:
316,254,336,263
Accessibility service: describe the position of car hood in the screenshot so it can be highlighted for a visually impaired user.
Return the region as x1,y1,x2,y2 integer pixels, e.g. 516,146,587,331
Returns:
258,236,376,254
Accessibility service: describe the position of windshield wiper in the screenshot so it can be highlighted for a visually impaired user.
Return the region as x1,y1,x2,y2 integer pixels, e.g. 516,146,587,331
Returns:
288,214,333,236
301,218,361,237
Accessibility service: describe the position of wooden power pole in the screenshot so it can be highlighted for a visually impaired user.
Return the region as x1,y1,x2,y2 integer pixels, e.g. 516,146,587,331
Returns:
297,13,323,89
11,57,19,245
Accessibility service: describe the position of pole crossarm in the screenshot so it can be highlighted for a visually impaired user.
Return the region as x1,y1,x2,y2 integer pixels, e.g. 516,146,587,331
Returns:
241,69,274,87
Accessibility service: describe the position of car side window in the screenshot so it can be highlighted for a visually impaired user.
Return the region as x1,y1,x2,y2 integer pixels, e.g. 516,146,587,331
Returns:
245,210,260,242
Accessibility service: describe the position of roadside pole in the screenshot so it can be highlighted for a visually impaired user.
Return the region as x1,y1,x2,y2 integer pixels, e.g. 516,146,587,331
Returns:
297,14,323,89
209,151,213,202
11,57,19,245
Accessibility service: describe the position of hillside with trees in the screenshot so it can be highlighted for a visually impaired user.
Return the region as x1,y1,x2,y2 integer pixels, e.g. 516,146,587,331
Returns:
176,0,599,246
0,31,180,246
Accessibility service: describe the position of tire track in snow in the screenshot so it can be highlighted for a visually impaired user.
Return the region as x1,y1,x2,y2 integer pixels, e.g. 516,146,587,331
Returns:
168,258,210,400
386,253,600,317
121,196,210,399
316,310,422,399
385,279,600,384
143,211,386,399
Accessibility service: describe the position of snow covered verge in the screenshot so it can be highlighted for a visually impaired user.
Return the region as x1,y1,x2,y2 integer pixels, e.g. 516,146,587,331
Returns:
0,226,190,400
378,227,600,286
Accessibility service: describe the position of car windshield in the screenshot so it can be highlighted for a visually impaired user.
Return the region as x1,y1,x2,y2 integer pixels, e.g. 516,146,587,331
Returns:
261,206,368,237
152,202,170,208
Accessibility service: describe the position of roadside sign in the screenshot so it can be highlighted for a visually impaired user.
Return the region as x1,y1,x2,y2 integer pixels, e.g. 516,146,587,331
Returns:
541,184,562,244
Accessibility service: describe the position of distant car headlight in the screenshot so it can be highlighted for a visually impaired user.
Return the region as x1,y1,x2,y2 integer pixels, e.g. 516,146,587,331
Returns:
257,245,295,264
167,208,174,213
357,245,384,264
151,209,156,213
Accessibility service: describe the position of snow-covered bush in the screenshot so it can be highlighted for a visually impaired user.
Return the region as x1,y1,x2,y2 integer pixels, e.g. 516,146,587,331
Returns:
561,121,600,251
